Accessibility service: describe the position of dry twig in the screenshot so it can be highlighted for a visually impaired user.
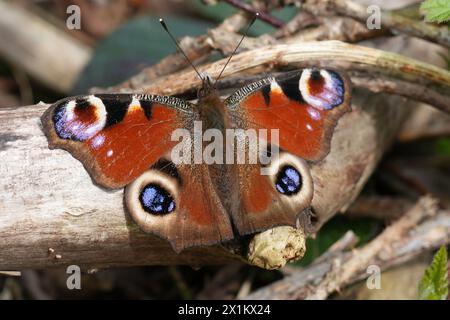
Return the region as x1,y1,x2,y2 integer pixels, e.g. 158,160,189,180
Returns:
110,42,450,114
247,196,449,299
301,0,450,48
308,196,438,299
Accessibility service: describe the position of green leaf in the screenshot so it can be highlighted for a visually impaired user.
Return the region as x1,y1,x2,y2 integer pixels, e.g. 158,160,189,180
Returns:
435,138,450,155
419,246,449,300
420,0,450,23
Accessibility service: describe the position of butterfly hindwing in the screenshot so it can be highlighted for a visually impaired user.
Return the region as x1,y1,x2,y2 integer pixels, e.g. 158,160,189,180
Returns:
227,151,314,235
125,159,234,252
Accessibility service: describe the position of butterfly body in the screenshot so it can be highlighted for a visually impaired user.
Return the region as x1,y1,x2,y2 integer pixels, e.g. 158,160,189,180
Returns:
42,69,351,252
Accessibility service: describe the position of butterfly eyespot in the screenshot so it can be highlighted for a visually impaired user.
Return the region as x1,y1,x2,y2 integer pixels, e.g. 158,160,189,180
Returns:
299,69,345,110
275,165,302,196
53,96,107,141
139,183,176,215
125,166,180,232
265,152,313,208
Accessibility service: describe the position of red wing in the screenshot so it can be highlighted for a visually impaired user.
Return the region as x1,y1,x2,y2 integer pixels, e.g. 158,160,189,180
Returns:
224,69,351,236
41,94,193,189
225,69,351,161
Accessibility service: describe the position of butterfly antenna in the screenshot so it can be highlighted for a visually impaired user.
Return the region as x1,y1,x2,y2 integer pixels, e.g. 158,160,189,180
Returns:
159,18,203,81
213,13,259,88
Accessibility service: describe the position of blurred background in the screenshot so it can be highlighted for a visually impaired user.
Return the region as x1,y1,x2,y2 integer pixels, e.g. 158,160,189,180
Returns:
0,0,299,106
0,0,448,299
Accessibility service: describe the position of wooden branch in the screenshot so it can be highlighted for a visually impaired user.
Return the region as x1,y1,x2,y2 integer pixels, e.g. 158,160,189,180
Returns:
350,74,450,114
0,1,92,93
110,42,450,114
246,197,449,299
301,0,450,48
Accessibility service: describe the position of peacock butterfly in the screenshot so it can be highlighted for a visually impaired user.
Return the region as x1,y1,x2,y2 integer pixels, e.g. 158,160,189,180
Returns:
41,67,351,252
41,13,350,253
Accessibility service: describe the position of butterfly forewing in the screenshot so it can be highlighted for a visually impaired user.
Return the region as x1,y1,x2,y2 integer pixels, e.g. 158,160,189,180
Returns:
41,94,192,188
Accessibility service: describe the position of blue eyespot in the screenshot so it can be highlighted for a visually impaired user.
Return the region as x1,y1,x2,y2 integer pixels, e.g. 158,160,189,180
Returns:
275,165,302,195
139,183,175,215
